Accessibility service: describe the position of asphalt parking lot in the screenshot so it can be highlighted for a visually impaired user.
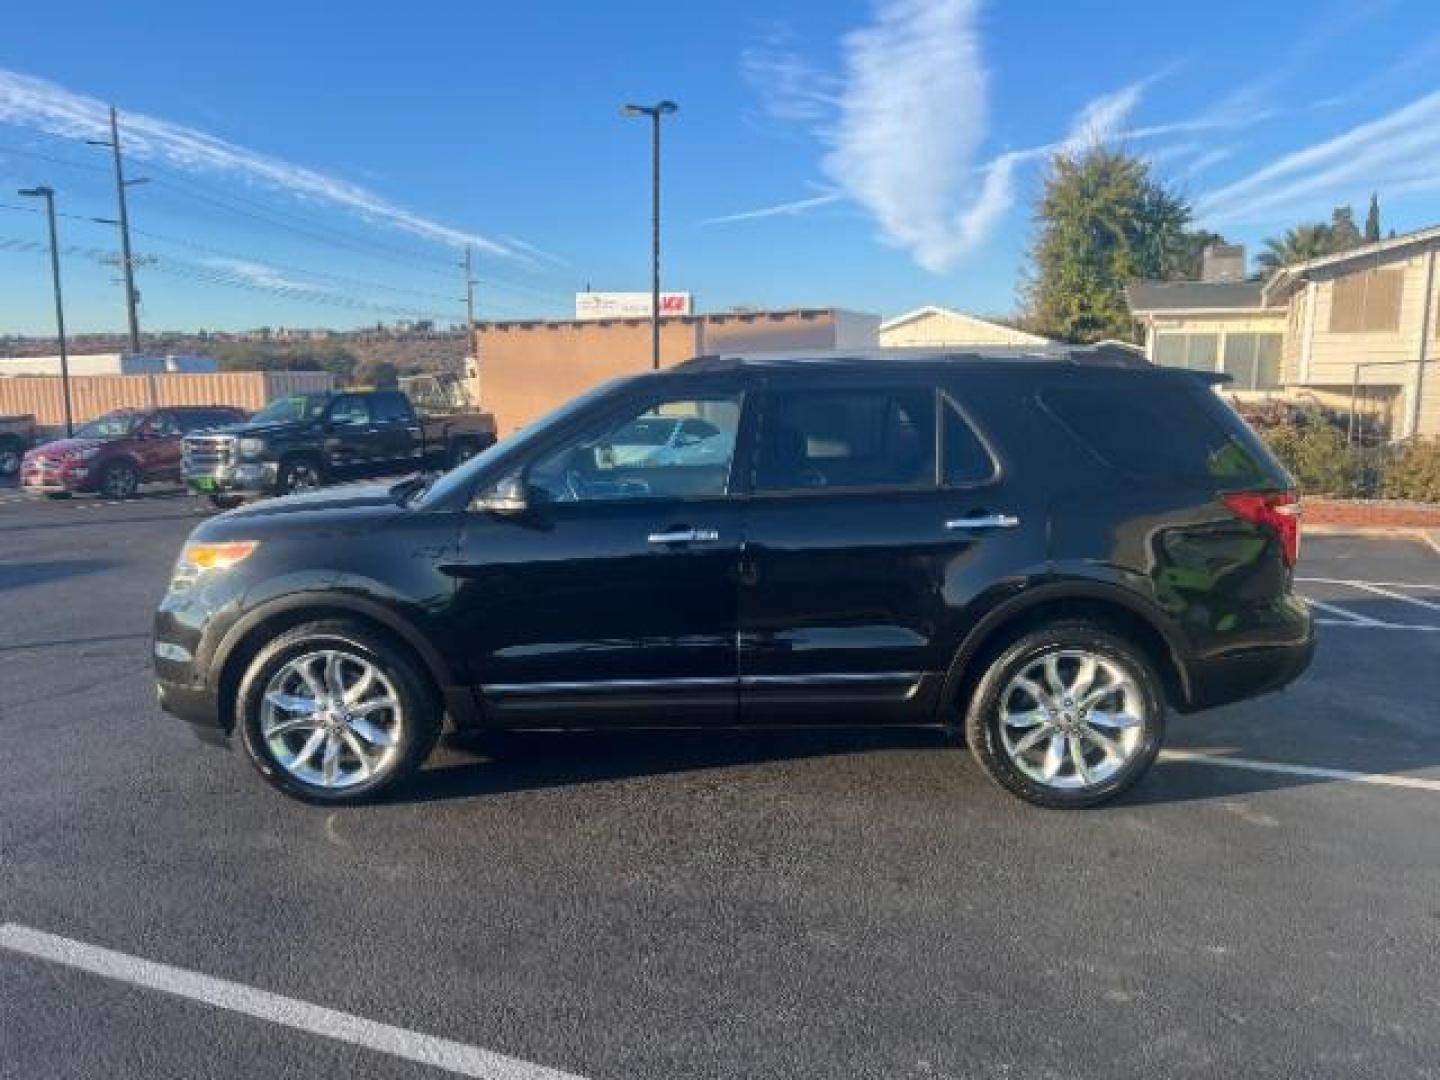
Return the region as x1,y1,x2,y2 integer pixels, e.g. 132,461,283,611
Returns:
2,482,1438,1080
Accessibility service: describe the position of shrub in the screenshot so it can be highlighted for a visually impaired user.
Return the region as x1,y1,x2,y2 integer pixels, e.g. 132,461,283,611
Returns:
1260,420,1361,497
1380,439,1440,503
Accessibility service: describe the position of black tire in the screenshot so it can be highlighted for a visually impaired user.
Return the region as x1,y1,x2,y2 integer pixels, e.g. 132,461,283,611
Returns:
97,459,140,500
237,619,441,804
0,437,23,477
208,494,245,511
275,456,323,496
964,620,1165,809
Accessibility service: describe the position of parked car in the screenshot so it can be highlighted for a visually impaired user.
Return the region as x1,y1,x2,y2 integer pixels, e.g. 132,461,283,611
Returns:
154,348,1314,807
21,406,247,499
182,388,497,509
0,413,37,477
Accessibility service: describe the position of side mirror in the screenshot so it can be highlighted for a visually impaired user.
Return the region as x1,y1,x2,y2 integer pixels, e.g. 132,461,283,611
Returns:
473,475,529,515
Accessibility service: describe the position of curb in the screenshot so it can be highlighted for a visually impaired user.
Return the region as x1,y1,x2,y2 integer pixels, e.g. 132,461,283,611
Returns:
1304,524,1440,553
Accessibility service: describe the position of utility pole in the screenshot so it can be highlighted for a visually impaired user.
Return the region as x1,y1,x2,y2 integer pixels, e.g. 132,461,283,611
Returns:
18,186,73,436
622,100,678,370
88,106,144,354
463,245,478,400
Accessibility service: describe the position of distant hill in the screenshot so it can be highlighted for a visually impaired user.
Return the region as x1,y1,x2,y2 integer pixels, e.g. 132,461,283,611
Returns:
0,326,470,383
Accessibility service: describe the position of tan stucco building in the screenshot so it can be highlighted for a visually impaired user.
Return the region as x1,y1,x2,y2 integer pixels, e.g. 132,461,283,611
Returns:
1128,227,1440,438
474,308,879,436
878,306,1050,349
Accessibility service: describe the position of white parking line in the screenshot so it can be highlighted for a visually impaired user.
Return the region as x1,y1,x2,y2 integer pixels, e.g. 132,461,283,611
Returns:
1296,576,1440,592
1304,598,1383,625
1160,750,1440,792
1298,578,1440,611
0,924,588,1080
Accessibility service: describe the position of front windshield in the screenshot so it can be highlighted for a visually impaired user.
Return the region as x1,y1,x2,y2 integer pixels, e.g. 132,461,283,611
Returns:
415,379,629,508
74,411,141,439
249,395,327,424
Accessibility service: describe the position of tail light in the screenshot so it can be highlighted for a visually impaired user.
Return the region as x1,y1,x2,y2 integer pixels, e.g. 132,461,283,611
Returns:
1223,490,1301,567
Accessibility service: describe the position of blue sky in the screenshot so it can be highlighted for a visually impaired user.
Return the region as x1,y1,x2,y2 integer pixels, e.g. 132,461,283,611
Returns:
1,0,1438,336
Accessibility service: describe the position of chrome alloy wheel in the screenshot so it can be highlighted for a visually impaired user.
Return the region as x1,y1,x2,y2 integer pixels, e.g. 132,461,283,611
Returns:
998,649,1146,791
260,649,403,789
285,462,320,492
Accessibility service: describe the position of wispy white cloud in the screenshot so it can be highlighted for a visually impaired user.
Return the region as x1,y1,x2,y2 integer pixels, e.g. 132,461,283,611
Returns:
1195,89,1440,225
725,4,1168,271
702,191,845,225
201,257,321,292
0,68,522,258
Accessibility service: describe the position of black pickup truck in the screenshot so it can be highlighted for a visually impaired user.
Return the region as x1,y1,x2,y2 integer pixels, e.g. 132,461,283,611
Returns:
182,388,496,508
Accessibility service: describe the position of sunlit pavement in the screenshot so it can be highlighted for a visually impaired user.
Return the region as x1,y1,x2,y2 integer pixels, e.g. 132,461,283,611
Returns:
2,489,1437,1080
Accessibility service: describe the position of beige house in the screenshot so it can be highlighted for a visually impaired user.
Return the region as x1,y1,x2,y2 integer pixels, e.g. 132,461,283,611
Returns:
1263,226,1439,438
1128,227,1440,437
879,306,1050,348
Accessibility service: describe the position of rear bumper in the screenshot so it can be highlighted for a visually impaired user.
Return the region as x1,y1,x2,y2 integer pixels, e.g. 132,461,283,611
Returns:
1179,599,1316,712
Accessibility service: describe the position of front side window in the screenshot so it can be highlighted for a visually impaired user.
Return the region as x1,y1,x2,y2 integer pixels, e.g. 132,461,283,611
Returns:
755,387,935,492
526,393,742,503
251,395,327,424
146,412,183,436
329,396,371,426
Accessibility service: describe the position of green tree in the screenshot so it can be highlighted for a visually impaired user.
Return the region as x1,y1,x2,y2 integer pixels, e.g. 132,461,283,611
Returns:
1256,223,1336,276
1330,205,1362,250
1169,229,1228,281
1024,147,1193,343
1364,193,1381,243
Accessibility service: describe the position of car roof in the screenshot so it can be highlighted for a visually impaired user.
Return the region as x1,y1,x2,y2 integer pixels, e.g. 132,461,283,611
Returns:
671,343,1153,375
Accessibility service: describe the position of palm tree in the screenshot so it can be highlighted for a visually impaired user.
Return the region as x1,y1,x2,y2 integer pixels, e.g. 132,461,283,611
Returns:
1256,223,1335,276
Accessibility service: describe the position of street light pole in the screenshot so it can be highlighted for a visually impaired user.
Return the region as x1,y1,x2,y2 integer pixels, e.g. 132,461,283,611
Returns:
19,186,74,436
622,100,678,370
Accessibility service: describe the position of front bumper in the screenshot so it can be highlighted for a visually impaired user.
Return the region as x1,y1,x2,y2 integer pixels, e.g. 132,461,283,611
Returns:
184,461,277,497
20,462,90,493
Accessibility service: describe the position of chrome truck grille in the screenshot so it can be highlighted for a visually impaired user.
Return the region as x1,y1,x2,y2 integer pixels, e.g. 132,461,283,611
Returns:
183,434,235,475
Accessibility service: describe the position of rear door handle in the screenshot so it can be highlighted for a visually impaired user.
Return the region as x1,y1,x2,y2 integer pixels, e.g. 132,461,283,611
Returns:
946,514,1020,530
648,528,720,545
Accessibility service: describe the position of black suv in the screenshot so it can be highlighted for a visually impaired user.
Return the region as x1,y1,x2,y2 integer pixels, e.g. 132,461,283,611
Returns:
154,349,1314,807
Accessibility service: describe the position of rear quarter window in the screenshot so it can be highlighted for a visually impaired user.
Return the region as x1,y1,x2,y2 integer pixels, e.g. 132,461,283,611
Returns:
1038,377,1280,488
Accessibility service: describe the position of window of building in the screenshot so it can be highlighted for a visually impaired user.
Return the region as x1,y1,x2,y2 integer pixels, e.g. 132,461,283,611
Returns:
1221,333,1283,389
1329,266,1403,332
1153,332,1219,372
755,387,935,492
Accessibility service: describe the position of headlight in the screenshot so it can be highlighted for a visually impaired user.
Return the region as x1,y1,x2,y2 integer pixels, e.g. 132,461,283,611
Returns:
238,438,267,459
170,540,259,591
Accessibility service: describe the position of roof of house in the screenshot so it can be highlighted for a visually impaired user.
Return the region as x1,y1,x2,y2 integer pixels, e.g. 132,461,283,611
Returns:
1125,281,1267,314
878,305,1050,343
1262,222,1440,302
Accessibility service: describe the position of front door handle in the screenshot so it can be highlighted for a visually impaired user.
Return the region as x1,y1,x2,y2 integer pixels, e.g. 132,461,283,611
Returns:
945,514,1020,530
648,527,720,545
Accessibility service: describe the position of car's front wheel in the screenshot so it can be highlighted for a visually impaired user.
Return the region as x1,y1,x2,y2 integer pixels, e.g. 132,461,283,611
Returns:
236,620,441,804
98,459,140,500
964,620,1165,808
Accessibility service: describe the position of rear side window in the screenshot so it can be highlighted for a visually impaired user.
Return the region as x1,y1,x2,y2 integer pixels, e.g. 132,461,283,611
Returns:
941,395,996,486
371,392,412,423
1039,379,1275,487
756,387,935,492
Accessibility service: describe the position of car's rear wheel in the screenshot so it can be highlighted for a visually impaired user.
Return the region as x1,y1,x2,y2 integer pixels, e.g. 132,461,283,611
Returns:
236,620,441,804
964,621,1164,808
208,494,245,510
98,460,140,500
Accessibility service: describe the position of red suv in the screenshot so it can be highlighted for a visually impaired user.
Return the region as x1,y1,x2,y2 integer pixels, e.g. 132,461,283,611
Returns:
21,406,247,499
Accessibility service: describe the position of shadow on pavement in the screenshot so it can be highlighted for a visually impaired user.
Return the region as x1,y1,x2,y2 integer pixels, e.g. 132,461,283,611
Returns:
391,723,1440,808
0,559,120,592
399,727,948,804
